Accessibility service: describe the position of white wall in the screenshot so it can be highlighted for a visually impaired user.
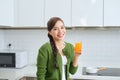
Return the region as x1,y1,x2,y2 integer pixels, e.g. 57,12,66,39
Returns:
3,29,120,68
0,30,5,49
4,30,48,65
66,29,120,68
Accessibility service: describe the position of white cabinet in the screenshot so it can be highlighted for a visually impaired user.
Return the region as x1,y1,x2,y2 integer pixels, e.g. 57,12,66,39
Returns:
0,0,14,26
72,0,103,27
104,0,120,26
45,0,71,27
0,0,44,27
14,0,44,27
1,0,120,28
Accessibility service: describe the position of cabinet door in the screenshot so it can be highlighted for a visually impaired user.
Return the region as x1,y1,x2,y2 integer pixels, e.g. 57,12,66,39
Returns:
45,0,71,27
15,0,44,27
0,0,14,26
104,0,120,26
72,0,103,27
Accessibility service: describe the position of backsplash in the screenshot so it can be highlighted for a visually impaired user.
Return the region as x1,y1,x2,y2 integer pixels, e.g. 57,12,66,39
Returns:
1,29,120,68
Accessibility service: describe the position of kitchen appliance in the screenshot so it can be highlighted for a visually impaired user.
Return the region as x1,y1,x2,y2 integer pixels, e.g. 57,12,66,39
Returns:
0,50,28,68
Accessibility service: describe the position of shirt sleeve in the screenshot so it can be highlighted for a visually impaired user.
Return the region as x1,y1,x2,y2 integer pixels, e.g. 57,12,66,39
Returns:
69,44,78,74
36,46,48,80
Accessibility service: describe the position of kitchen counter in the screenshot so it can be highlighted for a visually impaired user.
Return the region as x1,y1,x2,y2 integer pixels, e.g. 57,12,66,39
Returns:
0,64,36,80
82,67,120,77
0,65,120,80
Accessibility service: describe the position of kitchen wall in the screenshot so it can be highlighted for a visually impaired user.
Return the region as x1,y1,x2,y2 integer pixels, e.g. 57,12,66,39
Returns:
3,28,120,68
0,30,5,49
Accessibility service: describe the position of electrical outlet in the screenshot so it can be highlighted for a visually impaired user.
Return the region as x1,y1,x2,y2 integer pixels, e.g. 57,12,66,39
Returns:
8,43,12,47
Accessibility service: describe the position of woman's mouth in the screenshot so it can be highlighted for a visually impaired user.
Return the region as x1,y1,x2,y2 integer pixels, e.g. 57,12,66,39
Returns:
57,34,64,38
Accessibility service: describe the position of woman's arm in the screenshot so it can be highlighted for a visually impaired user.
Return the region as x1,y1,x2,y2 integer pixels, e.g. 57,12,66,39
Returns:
36,46,48,80
73,53,81,67
69,44,79,74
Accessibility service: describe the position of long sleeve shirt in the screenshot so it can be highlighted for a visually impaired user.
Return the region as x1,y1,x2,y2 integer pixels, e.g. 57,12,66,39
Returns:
36,42,78,80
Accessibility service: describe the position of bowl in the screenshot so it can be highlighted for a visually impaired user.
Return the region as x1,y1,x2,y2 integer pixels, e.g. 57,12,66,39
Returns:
86,67,98,73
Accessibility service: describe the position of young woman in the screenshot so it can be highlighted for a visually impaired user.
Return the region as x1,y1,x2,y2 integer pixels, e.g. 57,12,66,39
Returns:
36,17,81,80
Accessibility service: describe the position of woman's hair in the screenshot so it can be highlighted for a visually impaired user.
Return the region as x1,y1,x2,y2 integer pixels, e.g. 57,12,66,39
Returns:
47,17,64,69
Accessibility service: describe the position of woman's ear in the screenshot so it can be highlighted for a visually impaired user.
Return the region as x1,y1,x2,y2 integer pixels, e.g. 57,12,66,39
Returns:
48,31,51,35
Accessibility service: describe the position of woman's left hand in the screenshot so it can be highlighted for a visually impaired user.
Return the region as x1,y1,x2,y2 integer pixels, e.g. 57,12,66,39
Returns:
73,52,82,67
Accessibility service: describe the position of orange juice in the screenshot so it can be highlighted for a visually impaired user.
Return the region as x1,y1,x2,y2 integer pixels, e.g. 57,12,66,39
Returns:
74,42,82,54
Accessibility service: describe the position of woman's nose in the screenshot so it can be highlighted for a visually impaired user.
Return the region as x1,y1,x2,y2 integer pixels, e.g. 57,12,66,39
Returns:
58,29,62,33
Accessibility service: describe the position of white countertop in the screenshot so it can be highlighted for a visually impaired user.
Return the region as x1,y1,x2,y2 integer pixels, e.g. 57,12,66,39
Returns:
0,64,36,80
0,64,120,80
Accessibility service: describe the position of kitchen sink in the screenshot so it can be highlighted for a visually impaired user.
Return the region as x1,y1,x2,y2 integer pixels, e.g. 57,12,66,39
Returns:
19,76,36,80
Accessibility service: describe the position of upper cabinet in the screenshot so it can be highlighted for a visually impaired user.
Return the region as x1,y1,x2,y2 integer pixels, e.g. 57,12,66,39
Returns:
14,0,44,27
44,0,71,27
72,0,103,27
0,0,44,27
1,0,120,28
104,0,120,27
0,0,14,26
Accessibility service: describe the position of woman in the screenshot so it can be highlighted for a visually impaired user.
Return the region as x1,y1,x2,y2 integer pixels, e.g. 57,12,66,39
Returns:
36,17,81,80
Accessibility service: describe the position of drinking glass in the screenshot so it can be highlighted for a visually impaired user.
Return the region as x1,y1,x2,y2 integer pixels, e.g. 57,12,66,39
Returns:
74,42,82,54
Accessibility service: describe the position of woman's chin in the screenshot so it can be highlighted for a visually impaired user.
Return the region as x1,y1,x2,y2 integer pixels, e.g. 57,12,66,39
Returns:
56,38,64,41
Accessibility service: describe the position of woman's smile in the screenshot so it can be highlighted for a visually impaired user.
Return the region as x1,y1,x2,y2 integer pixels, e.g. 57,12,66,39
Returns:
49,20,66,41
57,34,64,37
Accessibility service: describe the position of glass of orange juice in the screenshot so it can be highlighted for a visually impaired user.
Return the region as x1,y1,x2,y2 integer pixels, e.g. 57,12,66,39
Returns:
74,42,82,54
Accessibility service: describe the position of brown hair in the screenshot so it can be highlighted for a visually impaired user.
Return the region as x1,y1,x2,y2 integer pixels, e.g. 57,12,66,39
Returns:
47,17,64,69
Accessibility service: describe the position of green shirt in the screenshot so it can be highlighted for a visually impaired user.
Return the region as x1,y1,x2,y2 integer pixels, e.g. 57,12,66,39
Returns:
36,42,78,80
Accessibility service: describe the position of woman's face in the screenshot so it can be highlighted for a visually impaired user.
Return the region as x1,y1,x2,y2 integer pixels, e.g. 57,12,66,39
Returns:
49,20,66,41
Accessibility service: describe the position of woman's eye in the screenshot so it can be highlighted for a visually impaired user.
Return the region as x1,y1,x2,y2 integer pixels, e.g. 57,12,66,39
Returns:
61,26,65,29
53,28,57,30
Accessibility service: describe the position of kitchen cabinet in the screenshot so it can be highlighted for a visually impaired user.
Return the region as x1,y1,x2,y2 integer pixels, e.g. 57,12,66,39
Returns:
0,0,14,26
104,0,120,27
14,0,44,27
72,0,103,27
1,0,120,28
44,0,71,27
0,0,44,27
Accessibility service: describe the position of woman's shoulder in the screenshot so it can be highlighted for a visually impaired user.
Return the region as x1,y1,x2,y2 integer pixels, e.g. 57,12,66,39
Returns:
65,42,74,47
42,42,50,46
39,42,51,50
64,42,74,51
38,42,51,57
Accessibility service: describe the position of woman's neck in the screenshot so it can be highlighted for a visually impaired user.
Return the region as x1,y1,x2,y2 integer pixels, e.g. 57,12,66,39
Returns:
55,40,64,46
55,40,65,55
